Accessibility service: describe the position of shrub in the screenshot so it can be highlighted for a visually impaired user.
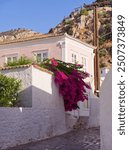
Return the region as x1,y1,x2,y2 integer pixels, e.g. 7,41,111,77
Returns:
0,74,21,107
104,23,111,33
5,56,32,67
99,49,107,57
98,11,108,18
99,36,106,45
100,62,107,68
80,9,89,16
62,26,73,35
64,20,74,25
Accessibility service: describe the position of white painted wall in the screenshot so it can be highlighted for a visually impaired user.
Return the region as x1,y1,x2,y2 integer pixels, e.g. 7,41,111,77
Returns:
0,66,67,150
32,66,67,134
100,69,112,150
100,68,110,86
100,68,109,78
65,36,95,116
88,91,100,127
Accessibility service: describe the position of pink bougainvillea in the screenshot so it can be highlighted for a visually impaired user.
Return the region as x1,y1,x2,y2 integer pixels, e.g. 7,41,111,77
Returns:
40,58,91,111
51,58,58,66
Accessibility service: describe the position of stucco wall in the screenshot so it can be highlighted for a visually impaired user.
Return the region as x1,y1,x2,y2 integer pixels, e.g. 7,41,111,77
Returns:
100,69,112,150
0,66,67,150
88,91,100,127
0,37,62,66
0,36,95,92
66,38,94,77
66,37,94,92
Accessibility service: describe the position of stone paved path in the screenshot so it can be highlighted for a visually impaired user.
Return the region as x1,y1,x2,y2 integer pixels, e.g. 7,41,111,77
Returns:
7,127,100,150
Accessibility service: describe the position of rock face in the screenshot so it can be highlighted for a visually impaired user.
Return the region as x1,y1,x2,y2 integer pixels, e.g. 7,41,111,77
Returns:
0,28,43,42
0,2,112,67
49,5,112,68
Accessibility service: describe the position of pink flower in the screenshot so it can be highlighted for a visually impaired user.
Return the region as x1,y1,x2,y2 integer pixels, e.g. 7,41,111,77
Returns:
55,71,68,86
75,64,83,68
41,58,91,111
51,58,58,66
58,71,68,80
85,83,91,89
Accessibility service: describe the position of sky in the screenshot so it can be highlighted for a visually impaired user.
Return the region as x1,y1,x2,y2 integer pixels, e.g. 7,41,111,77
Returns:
0,0,95,33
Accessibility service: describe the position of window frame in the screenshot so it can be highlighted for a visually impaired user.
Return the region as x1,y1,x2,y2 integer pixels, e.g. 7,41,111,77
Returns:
81,55,88,72
71,51,78,64
5,54,18,64
34,50,48,62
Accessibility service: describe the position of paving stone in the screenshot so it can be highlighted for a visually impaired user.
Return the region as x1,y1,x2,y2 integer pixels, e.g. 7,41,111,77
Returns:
7,127,100,150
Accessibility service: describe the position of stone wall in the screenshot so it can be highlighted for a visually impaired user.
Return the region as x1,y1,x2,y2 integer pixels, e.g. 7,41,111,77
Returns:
0,66,67,149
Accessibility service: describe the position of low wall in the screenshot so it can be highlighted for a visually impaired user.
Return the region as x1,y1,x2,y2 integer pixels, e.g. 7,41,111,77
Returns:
0,66,67,149
100,69,112,150
88,91,100,127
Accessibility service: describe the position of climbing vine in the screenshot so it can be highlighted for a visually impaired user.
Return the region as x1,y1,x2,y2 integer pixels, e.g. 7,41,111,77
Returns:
40,58,91,111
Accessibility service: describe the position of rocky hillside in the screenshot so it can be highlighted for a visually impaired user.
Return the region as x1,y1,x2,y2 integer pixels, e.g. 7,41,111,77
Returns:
49,2,112,68
0,1,112,68
0,28,42,42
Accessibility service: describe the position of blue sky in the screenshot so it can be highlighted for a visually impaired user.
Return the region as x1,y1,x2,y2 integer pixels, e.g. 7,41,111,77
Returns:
0,0,95,33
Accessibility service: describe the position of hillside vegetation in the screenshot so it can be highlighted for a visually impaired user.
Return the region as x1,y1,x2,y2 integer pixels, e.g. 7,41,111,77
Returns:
0,1,112,68
49,2,112,68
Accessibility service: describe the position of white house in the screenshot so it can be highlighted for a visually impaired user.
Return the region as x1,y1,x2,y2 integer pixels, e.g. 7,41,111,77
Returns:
0,33,96,116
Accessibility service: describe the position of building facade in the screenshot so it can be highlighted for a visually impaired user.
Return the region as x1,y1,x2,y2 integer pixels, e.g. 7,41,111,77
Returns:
0,33,95,116
0,33,95,87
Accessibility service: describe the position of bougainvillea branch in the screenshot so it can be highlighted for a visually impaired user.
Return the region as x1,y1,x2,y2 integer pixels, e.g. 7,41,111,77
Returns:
40,58,91,111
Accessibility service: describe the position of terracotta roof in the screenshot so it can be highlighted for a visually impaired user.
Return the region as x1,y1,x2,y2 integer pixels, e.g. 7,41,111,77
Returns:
0,64,53,75
0,64,31,70
33,64,53,75
0,33,64,45
0,32,95,49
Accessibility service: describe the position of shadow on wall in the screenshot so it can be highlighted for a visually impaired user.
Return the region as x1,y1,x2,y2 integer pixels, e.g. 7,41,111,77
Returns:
32,76,65,109
0,83,66,150
18,86,32,107
0,79,59,108
88,90,100,128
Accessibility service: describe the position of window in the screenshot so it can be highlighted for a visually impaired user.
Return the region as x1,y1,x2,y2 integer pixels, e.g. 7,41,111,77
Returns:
7,57,11,63
72,53,77,64
37,53,42,62
43,52,48,58
5,55,18,64
12,56,17,62
35,50,48,62
82,57,87,72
